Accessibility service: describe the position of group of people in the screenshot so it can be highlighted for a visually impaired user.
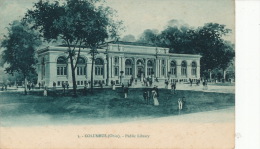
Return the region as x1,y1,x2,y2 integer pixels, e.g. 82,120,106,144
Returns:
142,86,160,106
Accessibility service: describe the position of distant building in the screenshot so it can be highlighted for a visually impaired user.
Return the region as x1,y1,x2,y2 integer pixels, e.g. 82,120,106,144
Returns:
37,41,201,87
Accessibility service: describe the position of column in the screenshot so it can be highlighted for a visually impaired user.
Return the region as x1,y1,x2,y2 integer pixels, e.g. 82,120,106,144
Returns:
121,57,125,77
86,60,92,81
144,59,147,78
134,58,137,78
108,57,112,80
176,60,182,78
187,60,192,78
165,59,168,78
197,66,201,79
111,57,114,78
103,60,107,80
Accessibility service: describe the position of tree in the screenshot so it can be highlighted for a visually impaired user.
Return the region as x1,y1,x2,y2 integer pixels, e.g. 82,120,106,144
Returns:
159,26,195,53
192,23,234,73
25,0,121,96
138,29,160,45
121,34,136,42
0,20,41,94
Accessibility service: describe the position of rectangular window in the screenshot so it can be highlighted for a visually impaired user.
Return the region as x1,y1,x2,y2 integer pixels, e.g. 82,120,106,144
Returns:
114,67,119,76
181,68,187,76
162,67,165,76
192,68,197,75
64,67,67,75
58,81,60,86
125,68,132,75
57,67,60,75
95,66,103,75
170,68,176,75
77,81,80,85
147,68,153,75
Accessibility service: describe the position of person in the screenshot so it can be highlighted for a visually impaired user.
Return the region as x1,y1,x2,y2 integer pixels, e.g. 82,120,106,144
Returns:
83,84,87,95
123,86,129,98
189,78,193,86
53,81,56,90
153,86,159,97
112,81,116,90
62,82,66,94
38,82,41,89
171,82,176,94
28,82,31,90
202,80,206,90
143,89,149,104
178,97,183,110
135,79,137,85
66,82,69,90
151,88,159,106
182,97,186,110
43,86,47,96
121,83,124,88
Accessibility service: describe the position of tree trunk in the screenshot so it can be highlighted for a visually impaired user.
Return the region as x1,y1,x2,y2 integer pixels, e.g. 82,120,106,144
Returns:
24,75,27,95
223,69,226,82
69,53,77,97
91,53,94,94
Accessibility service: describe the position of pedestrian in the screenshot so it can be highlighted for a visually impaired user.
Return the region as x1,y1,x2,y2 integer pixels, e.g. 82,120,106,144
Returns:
112,81,116,90
66,82,69,90
123,86,129,98
62,82,66,94
178,97,183,110
135,79,137,85
151,88,159,106
43,86,47,96
143,89,149,104
202,81,206,90
53,81,56,90
121,83,124,88
38,82,41,89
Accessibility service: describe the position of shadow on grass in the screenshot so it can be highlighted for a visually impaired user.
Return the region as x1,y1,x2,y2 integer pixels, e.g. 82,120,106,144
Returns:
0,88,234,123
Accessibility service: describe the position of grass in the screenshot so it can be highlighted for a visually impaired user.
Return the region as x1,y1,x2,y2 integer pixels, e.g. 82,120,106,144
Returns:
0,88,234,121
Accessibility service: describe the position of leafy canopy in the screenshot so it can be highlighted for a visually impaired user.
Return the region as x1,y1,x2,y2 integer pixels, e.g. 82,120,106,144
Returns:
1,20,41,77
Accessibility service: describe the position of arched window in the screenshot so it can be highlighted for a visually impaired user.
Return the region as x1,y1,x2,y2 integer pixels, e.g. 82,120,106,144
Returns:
181,61,187,76
77,57,86,76
114,57,119,76
125,59,133,75
95,58,104,76
57,56,67,76
170,60,176,75
191,62,197,76
147,60,154,75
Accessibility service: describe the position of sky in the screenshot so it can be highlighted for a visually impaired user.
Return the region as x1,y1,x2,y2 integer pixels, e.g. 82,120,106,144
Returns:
0,0,235,43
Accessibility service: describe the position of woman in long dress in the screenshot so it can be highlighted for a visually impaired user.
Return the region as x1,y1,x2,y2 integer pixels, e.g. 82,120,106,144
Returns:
152,89,159,106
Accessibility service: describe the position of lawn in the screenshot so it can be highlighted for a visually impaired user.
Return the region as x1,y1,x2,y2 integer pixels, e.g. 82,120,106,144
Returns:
0,88,234,126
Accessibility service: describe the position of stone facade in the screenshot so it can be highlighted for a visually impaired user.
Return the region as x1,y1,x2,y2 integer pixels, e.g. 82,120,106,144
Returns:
37,42,201,87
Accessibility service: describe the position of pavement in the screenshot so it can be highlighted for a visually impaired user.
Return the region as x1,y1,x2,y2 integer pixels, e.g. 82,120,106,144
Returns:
1,82,235,94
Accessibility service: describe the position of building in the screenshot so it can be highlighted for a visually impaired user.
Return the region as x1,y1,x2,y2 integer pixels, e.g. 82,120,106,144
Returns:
37,41,201,87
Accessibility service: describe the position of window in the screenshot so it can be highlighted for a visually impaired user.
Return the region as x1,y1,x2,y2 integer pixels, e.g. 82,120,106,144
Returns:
114,57,119,64
77,57,86,76
181,61,187,76
95,58,104,76
125,59,132,75
57,56,67,76
170,61,176,75
192,62,197,76
161,59,166,76
114,66,119,76
147,60,154,75
162,67,165,76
